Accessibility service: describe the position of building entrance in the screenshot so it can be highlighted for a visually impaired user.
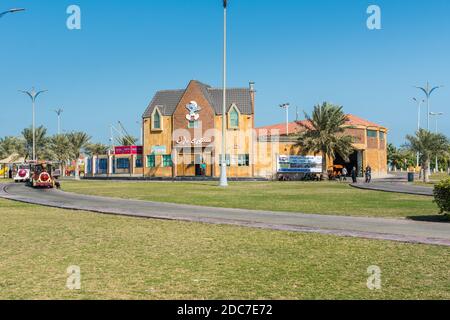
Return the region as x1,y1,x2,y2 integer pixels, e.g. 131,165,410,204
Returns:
175,148,213,177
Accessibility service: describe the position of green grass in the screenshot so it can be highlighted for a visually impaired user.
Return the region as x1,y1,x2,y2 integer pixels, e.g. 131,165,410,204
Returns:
61,181,438,219
415,173,450,186
0,198,448,300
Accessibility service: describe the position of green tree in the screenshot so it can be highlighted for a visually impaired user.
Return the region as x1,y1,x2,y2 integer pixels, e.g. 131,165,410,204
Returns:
405,129,450,182
85,143,110,156
49,134,71,175
296,102,354,176
67,132,91,180
21,126,50,160
117,135,138,146
0,136,27,160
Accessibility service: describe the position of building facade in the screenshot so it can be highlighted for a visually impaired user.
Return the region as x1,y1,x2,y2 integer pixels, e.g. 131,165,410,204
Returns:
139,80,388,179
142,80,256,178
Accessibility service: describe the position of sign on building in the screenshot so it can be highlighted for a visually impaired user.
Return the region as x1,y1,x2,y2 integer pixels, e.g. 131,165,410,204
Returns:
277,155,323,173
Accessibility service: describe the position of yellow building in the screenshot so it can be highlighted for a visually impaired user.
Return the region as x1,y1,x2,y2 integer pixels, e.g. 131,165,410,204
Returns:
142,80,388,179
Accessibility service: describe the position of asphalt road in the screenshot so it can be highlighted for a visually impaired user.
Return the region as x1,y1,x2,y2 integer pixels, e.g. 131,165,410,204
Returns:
1,183,449,246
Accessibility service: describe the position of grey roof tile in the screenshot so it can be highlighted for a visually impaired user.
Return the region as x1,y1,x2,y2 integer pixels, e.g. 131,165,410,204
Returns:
143,81,253,118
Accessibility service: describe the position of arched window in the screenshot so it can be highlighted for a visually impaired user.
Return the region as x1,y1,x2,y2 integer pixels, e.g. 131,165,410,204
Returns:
229,105,240,129
152,107,163,131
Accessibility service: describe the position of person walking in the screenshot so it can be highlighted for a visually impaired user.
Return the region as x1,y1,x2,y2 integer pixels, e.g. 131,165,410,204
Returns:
341,167,348,181
351,167,358,183
365,165,372,183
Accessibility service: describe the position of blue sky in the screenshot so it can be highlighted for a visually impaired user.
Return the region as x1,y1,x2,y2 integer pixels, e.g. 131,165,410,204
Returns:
0,0,449,145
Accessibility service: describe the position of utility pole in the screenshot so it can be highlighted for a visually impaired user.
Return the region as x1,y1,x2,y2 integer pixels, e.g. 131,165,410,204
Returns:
54,108,64,135
280,103,290,136
219,0,229,187
20,88,47,161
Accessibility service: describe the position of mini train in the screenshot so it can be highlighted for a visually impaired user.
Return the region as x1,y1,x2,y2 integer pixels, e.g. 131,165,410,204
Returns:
13,163,31,183
27,162,61,189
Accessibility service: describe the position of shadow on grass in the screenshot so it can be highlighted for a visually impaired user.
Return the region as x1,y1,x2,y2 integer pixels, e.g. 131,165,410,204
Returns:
407,215,450,223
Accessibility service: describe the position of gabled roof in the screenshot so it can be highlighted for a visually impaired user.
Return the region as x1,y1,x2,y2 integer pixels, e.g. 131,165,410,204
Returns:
143,80,253,118
257,115,386,136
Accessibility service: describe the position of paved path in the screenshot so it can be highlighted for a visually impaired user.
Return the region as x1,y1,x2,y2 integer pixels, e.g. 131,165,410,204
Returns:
351,173,434,196
1,183,449,247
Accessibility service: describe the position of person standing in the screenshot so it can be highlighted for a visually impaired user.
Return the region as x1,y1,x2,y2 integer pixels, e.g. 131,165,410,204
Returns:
351,167,358,183
365,165,372,183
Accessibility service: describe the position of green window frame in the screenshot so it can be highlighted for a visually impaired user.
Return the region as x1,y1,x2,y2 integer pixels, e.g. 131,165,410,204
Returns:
379,131,385,141
367,130,378,138
147,155,156,168
162,155,173,168
238,154,250,167
188,120,199,129
152,110,161,130
229,108,239,128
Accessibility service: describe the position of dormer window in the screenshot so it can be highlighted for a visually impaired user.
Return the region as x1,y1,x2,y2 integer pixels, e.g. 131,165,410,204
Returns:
228,104,240,129
152,107,163,131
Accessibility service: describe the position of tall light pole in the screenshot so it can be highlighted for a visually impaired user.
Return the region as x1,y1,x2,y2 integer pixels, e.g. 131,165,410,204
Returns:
429,112,444,172
54,108,64,135
280,103,290,136
412,97,424,167
415,82,443,131
219,0,229,187
20,88,47,161
0,8,25,18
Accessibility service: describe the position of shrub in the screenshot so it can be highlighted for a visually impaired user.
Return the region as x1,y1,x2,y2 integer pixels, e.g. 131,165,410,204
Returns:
433,178,450,215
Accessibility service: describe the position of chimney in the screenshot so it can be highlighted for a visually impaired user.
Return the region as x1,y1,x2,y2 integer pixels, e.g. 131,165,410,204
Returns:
249,82,256,116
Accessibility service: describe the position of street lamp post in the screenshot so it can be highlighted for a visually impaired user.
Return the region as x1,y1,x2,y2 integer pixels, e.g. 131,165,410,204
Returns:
219,0,229,187
20,88,47,161
54,108,64,135
412,97,424,167
280,103,290,136
429,112,444,172
0,8,25,18
415,82,443,131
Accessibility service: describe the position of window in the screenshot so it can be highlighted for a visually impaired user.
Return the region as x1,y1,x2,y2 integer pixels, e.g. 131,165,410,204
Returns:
379,132,385,141
162,155,173,167
367,130,378,138
228,105,240,129
116,158,130,169
147,155,156,168
219,154,231,167
152,107,163,131
188,120,199,129
135,155,143,168
238,154,250,167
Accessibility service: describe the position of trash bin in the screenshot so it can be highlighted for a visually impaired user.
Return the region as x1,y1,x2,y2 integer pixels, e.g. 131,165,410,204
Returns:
407,172,415,182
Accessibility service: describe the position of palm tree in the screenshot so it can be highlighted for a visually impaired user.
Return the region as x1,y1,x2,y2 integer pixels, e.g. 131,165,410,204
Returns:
117,134,138,146
85,143,109,156
21,126,49,160
296,102,354,177
0,136,27,160
50,134,71,176
67,132,91,180
405,129,450,182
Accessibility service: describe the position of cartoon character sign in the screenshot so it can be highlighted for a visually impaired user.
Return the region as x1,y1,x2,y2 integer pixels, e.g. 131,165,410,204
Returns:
186,101,201,121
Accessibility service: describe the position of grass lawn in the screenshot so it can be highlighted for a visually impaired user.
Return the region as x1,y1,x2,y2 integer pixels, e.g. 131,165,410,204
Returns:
415,173,450,186
62,181,438,219
0,198,448,300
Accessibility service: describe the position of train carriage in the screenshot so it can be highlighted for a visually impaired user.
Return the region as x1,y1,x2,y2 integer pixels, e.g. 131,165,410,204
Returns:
13,163,31,183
